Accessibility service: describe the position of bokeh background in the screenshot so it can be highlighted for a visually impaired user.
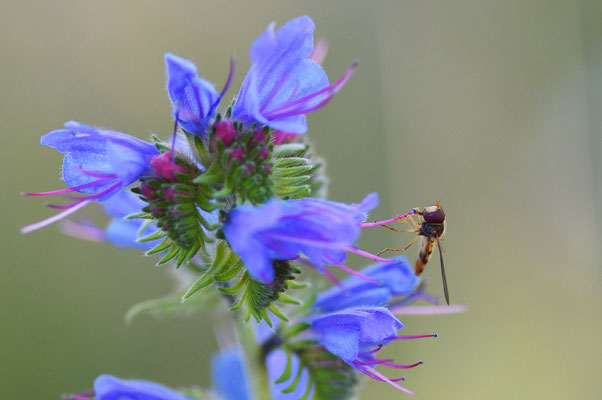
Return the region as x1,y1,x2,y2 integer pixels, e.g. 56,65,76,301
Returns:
1,1,600,399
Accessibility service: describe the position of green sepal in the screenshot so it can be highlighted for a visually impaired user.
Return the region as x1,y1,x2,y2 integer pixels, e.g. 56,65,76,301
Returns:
273,143,308,157
146,238,172,255
275,350,293,384
138,230,166,243
281,359,305,394
274,165,315,177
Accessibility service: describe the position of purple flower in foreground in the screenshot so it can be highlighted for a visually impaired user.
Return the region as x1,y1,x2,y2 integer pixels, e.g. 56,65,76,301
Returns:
165,53,233,138
22,121,158,234
65,374,193,400
313,256,420,312
222,192,387,283
231,15,356,134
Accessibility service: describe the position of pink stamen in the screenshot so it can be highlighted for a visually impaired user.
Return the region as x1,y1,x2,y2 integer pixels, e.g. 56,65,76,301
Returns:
310,39,328,65
263,62,358,119
353,358,393,366
21,200,92,234
356,366,407,383
393,334,438,340
345,247,396,264
58,220,105,242
322,267,344,289
325,256,379,285
389,304,469,315
380,360,423,369
363,366,415,396
23,178,112,197
367,346,383,355
46,181,122,210
359,208,418,228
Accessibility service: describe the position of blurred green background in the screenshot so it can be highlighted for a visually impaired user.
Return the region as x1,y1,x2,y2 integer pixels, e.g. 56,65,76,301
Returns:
1,1,600,399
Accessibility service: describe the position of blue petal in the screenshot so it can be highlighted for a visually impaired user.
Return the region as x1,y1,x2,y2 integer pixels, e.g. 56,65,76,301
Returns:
267,350,314,399
232,16,330,133
313,322,361,363
211,348,252,400
310,307,403,363
103,190,147,218
165,53,220,137
93,374,193,400
313,256,419,312
40,122,157,200
224,195,375,283
105,218,158,250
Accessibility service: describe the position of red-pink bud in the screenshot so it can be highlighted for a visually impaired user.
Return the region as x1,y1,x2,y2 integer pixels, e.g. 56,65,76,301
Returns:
254,146,270,161
214,119,237,148
273,130,300,145
252,128,267,145
151,152,187,182
228,146,244,165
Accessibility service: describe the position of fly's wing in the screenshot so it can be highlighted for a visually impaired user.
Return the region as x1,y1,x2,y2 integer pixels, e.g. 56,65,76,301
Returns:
436,238,450,305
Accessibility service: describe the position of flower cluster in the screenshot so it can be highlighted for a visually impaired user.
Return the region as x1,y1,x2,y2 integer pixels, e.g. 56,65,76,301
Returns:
24,15,464,399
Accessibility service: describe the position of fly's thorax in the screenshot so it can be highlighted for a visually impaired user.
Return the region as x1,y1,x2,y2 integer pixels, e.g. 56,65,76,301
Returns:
419,221,445,240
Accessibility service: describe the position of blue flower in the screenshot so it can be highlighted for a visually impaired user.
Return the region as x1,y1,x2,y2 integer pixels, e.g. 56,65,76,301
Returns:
41,121,158,200
313,256,419,312
266,349,314,400
231,16,356,134
22,122,159,234
90,374,193,400
222,193,379,283
165,53,232,138
103,190,160,249
211,348,252,400
308,307,403,365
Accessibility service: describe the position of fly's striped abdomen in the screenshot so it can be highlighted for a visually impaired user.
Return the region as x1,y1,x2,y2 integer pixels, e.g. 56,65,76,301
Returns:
415,237,435,275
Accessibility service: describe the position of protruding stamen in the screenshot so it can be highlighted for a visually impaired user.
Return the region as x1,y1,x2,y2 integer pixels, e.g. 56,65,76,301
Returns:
325,255,379,285
361,366,415,395
45,181,122,210
21,200,92,234
58,220,105,242
23,178,112,197
393,334,438,340
379,360,423,369
209,55,235,117
263,62,358,120
389,304,469,315
310,38,328,65
345,247,396,264
359,209,417,228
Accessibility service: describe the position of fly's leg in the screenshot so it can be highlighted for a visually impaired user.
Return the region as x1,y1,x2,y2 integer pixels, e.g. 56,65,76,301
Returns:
377,234,420,256
379,224,418,234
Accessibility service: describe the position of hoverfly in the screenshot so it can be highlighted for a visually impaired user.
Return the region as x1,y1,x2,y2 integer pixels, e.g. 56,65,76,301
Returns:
378,202,449,305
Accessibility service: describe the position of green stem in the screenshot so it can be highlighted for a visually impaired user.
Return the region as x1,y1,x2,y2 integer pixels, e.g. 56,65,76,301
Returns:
236,314,271,400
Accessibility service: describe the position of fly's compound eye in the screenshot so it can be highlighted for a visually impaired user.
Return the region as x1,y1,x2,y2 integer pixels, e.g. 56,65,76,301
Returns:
423,208,445,224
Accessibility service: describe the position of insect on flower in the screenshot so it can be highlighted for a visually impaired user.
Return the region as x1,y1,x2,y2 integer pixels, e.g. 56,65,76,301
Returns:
363,202,450,305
